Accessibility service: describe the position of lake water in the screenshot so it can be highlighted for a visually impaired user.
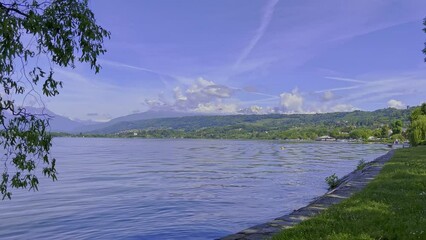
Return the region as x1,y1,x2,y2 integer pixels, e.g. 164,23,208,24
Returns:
0,138,390,239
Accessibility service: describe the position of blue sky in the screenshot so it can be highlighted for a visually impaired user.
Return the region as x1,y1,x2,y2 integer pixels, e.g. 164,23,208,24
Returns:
41,0,426,121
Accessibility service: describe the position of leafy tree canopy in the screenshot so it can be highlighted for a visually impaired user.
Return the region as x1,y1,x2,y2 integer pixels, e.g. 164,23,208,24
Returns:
408,103,426,146
423,17,426,61
391,120,403,135
0,0,110,199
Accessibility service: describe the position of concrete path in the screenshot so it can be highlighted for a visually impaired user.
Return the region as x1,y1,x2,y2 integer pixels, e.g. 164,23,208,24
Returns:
219,150,395,240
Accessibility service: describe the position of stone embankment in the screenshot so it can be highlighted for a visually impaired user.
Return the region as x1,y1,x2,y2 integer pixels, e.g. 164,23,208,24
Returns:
219,150,395,240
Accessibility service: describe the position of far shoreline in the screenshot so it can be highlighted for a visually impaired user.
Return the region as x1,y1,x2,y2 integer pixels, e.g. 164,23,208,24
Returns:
51,133,397,145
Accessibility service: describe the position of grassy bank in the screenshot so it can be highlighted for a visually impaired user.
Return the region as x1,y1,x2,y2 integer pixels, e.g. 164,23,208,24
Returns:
273,146,426,240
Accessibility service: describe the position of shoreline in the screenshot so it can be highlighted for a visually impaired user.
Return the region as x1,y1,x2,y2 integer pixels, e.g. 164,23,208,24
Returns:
53,135,396,146
219,150,395,240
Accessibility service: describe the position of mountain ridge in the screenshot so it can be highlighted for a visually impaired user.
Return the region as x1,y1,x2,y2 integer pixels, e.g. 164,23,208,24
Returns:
86,108,412,135
13,107,412,134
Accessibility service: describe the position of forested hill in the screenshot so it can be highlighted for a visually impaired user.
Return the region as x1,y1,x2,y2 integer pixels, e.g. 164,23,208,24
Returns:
86,108,411,138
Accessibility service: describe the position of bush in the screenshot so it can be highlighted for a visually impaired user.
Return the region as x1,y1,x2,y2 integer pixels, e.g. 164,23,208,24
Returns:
357,159,367,170
325,173,339,190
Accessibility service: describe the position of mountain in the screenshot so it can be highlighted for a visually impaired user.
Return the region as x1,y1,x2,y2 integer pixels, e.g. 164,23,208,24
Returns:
24,109,201,133
12,107,88,133
74,110,202,133
6,107,412,135
87,108,413,135
108,110,200,124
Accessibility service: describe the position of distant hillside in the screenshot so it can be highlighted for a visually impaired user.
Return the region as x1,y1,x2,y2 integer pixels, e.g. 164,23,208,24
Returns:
14,107,87,133
87,108,412,135
5,108,202,133
75,110,201,133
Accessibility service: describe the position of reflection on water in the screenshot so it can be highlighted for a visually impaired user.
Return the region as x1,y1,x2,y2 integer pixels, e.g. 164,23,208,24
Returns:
0,138,389,239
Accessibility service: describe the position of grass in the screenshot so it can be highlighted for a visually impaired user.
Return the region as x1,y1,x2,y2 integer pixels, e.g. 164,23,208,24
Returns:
272,146,426,240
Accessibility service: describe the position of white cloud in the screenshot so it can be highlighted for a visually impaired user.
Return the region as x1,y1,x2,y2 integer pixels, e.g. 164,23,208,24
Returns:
246,105,263,114
174,87,188,101
329,104,357,112
144,98,168,108
306,101,357,114
322,91,334,101
174,78,234,110
280,88,304,113
195,102,238,114
387,99,405,109
238,105,276,114
145,77,238,114
186,78,232,98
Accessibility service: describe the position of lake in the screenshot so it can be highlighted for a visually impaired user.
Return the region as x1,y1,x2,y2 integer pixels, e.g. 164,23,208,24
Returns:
0,138,390,239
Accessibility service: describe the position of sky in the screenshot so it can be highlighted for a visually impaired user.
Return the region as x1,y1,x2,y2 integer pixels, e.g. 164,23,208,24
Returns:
33,0,426,121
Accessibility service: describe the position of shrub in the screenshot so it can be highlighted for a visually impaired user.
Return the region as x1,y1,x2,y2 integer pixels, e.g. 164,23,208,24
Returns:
325,173,339,190
357,159,367,170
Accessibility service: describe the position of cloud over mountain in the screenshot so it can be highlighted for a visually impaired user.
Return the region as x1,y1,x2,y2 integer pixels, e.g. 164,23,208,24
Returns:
387,99,405,109
145,78,237,114
280,88,304,113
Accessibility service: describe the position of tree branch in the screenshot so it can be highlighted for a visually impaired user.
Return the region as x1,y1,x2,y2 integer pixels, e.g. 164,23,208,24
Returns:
0,2,29,18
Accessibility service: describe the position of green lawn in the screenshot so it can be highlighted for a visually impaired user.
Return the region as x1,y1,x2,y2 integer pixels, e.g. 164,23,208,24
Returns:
272,146,426,240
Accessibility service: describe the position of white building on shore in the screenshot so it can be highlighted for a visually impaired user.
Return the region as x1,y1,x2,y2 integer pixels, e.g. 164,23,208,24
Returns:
316,135,336,141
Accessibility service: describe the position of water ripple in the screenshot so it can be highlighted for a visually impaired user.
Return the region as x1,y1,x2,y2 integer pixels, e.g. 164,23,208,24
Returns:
0,138,389,239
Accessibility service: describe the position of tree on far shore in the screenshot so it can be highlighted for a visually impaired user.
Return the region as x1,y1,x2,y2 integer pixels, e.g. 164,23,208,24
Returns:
391,120,402,135
0,0,110,199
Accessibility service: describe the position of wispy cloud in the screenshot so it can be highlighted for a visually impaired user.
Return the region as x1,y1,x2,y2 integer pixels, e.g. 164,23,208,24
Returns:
315,76,367,93
100,59,188,84
101,59,157,73
316,71,426,108
324,76,368,84
228,1,426,79
234,0,279,68
315,85,362,93
38,1,426,120
227,85,279,99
